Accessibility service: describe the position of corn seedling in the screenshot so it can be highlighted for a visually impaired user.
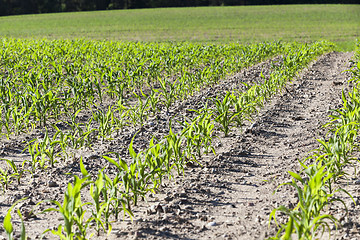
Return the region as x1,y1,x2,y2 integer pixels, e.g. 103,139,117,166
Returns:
212,92,239,137
3,198,28,240
42,174,93,240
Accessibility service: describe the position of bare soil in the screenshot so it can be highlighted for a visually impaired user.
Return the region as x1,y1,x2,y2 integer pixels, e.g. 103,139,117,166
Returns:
0,52,358,240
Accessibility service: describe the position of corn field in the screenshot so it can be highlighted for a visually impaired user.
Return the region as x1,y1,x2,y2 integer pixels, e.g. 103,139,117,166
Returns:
2,38,358,239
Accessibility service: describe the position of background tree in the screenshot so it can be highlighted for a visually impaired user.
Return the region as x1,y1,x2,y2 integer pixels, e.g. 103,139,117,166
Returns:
0,0,357,16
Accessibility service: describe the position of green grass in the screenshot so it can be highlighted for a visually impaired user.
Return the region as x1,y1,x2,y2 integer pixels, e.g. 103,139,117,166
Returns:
0,4,359,50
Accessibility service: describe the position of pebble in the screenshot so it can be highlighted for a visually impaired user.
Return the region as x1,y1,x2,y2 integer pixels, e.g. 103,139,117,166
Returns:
48,180,58,187
225,220,233,226
179,192,187,198
148,203,163,214
164,196,173,202
135,218,144,223
159,226,168,232
150,204,158,212
255,215,261,223
354,179,360,185
207,221,217,227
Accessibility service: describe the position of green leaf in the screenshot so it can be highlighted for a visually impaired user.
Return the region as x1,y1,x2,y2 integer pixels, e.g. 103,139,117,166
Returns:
79,157,89,177
129,132,139,160
283,216,294,239
17,209,26,240
288,171,304,183
4,209,13,237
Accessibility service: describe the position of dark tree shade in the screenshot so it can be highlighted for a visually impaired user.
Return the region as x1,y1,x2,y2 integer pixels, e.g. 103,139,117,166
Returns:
0,0,358,16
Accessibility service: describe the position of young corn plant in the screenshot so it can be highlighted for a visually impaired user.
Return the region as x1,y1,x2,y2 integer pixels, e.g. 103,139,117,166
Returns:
104,135,152,210
0,166,13,192
23,139,41,173
103,153,133,212
3,198,28,240
158,78,179,112
164,127,186,175
212,92,239,137
231,90,259,128
10,105,32,136
103,173,131,221
42,174,93,240
143,138,168,188
92,106,115,142
270,160,353,240
132,91,151,127
89,169,116,236
0,159,25,190
147,88,161,115
181,109,215,163
113,101,129,135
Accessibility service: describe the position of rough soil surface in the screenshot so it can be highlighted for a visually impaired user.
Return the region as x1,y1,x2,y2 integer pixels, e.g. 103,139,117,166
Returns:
0,52,357,240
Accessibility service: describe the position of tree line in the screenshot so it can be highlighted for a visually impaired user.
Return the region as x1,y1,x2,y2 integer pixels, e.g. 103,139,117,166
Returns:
0,0,357,16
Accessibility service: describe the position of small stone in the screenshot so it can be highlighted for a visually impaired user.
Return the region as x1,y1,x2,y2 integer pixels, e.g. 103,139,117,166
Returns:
225,220,233,226
207,221,217,227
179,192,187,198
150,204,157,212
48,180,58,187
248,202,255,206
164,196,173,202
130,218,138,224
159,226,168,232
162,205,169,213
149,203,163,214
354,179,360,185
184,205,193,210
199,225,207,232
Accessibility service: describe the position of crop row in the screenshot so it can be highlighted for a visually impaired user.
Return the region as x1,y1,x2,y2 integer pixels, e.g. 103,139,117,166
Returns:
0,39,284,134
0,40,290,176
270,42,360,239
0,40,335,239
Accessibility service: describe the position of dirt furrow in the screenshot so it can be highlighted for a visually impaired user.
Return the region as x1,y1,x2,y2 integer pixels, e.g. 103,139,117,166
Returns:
115,51,355,240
